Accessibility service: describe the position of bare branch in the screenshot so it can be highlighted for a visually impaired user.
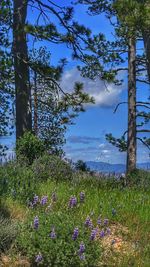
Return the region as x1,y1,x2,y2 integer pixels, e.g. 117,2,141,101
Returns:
137,137,150,150
137,129,150,133
113,102,127,113
136,78,150,84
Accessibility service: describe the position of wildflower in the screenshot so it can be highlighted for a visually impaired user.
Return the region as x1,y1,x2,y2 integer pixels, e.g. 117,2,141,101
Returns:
33,195,39,206
40,196,48,206
35,253,43,263
78,242,85,261
90,228,97,241
85,216,93,228
50,227,56,239
72,227,79,240
79,254,85,260
79,242,85,254
100,230,105,238
68,196,77,208
104,218,109,225
51,192,57,202
80,192,85,202
106,228,111,235
97,216,101,225
34,216,39,230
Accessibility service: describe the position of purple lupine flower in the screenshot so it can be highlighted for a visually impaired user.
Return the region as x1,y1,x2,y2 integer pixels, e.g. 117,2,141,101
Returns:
34,216,39,230
40,196,48,206
51,192,57,202
72,227,79,240
104,218,109,226
85,216,93,228
112,208,117,216
50,227,56,239
106,228,111,235
35,253,43,263
68,196,77,208
90,228,97,241
79,242,85,254
79,254,85,261
80,192,85,203
33,195,39,206
100,230,105,238
97,217,101,225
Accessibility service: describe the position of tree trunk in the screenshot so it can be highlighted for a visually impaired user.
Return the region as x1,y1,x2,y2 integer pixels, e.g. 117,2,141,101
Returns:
13,0,32,139
142,29,150,83
34,71,38,135
126,37,137,174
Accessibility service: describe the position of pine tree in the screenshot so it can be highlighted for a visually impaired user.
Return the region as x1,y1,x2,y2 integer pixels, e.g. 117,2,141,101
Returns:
1,0,94,149
77,0,150,173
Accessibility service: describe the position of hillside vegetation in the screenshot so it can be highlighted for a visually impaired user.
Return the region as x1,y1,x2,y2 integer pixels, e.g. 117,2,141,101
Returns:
0,154,150,267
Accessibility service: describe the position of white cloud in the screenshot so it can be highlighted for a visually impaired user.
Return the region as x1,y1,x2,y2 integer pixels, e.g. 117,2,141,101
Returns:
60,68,125,107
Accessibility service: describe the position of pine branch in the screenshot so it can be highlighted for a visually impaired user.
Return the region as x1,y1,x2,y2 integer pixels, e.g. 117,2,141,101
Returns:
113,102,127,113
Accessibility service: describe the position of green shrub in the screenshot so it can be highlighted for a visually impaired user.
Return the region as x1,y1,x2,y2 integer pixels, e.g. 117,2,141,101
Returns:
16,132,45,165
32,154,73,181
0,162,37,203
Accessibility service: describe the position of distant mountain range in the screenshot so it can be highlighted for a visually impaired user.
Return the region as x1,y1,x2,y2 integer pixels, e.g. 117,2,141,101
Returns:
86,161,150,173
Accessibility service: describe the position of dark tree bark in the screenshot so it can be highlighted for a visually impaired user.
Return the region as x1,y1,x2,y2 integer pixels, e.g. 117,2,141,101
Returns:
13,0,32,139
127,37,137,174
142,29,150,83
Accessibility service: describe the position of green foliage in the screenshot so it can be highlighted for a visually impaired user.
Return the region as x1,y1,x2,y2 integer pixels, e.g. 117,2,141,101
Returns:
17,196,101,266
0,162,36,203
32,154,73,181
16,132,46,165
75,160,90,172
16,173,150,266
0,160,150,265
30,48,94,156
106,133,127,152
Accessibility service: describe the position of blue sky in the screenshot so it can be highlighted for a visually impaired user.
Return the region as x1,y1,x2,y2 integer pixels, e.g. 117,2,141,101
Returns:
2,0,150,164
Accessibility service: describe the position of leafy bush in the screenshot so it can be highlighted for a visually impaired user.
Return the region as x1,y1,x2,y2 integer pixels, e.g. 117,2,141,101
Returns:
16,132,46,165
17,193,101,266
0,162,36,203
32,154,73,181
